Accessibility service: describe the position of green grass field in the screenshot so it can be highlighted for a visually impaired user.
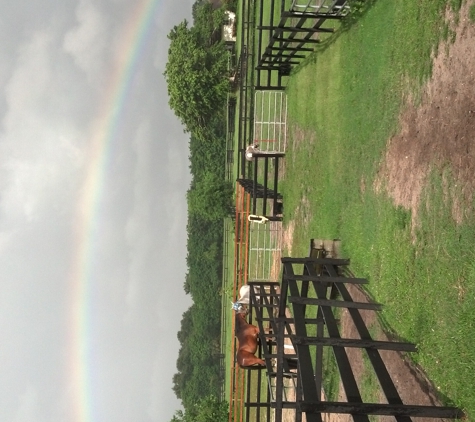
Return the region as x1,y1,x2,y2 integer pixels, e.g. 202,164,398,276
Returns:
280,0,475,417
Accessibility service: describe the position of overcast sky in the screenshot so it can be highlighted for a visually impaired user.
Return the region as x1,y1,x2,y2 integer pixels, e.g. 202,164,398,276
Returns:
0,0,195,421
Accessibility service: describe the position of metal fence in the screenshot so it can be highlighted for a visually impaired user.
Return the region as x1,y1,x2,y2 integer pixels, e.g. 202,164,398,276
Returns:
248,220,283,282
253,90,288,153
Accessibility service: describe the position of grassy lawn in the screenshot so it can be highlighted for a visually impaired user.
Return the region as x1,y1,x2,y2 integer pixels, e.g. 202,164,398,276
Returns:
280,0,475,417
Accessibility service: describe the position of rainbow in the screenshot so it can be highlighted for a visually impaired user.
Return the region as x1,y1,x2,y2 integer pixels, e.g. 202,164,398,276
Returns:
69,0,162,419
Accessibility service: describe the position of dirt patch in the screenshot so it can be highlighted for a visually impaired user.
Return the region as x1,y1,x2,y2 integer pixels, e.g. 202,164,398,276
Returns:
374,2,475,228
288,124,316,152
288,125,317,168
281,220,295,256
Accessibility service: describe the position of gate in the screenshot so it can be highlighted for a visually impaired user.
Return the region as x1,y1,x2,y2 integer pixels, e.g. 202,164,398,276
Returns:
248,220,283,282
253,91,288,154
255,0,350,89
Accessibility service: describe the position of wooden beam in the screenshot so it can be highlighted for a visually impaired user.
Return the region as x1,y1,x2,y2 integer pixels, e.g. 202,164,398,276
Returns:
288,296,382,311
282,257,350,265
299,401,463,418
292,336,417,352
258,25,334,33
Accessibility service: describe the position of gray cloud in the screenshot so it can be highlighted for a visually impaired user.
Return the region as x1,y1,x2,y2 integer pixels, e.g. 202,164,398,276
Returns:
0,0,195,421
63,1,111,81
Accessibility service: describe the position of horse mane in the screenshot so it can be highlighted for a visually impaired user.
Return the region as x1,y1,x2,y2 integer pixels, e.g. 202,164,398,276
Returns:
234,311,246,335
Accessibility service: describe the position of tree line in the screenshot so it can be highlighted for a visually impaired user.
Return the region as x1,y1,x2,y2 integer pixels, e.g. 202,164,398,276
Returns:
164,0,236,420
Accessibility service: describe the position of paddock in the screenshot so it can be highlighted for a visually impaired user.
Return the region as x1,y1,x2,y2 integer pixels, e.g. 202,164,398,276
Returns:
224,2,475,420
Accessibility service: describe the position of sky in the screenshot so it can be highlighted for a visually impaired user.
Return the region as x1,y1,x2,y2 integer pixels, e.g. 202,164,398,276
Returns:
0,0,195,421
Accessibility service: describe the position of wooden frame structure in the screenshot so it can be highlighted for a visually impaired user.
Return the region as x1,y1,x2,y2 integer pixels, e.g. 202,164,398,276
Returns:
255,0,350,89
237,151,284,222
241,248,463,422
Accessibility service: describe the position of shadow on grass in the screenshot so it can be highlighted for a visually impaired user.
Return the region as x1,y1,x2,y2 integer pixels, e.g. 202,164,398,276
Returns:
354,285,463,411
289,0,378,77
341,0,379,31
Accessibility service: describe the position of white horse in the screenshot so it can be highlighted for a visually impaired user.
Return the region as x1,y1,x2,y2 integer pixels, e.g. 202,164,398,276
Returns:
237,285,251,303
231,285,253,312
231,285,270,312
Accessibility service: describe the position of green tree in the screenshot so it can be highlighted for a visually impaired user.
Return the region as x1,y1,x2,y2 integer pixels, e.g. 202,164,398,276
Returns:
177,307,194,344
164,20,228,133
171,395,228,422
187,174,233,221
194,395,228,422
167,1,230,411
192,1,226,44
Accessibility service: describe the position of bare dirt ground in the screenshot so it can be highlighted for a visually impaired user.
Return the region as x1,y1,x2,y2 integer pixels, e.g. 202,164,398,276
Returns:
375,2,475,228
279,3,475,421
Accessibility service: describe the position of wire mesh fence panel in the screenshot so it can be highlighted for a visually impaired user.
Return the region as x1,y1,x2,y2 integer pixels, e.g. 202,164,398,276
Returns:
290,0,350,15
248,220,283,281
253,91,288,154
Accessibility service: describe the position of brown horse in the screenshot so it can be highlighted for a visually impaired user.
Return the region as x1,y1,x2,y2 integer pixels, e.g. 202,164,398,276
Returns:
234,311,266,368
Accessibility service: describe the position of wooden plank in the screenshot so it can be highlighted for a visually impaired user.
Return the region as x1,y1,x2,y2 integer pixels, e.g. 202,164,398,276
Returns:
334,281,413,422
269,45,314,52
314,307,324,396
273,156,280,217
271,36,321,44
286,263,323,422
302,259,324,396
265,52,307,59
258,25,335,33
245,402,272,407
274,304,285,422
281,12,344,20
299,401,463,418
252,158,258,214
262,157,269,216
278,263,290,318
282,257,350,265
252,152,286,158
248,281,280,286
308,277,369,422
289,296,382,310
273,260,292,422
284,274,366,284
260,316,325,324
292,336,417,352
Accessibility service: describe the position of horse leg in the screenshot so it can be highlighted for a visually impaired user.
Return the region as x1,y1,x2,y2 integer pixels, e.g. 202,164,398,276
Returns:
238,351,266,368
244,356,266,367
